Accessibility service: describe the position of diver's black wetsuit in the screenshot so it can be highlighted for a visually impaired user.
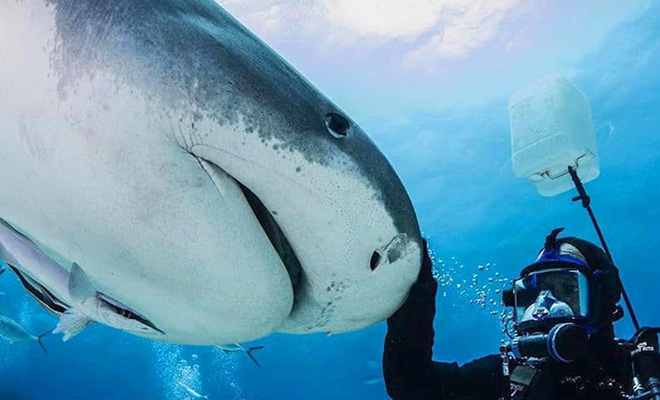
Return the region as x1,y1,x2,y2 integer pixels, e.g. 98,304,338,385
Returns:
383,245,631,400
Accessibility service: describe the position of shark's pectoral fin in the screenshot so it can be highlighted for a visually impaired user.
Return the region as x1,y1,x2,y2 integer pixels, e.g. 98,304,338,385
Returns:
53,308,92,341
57,260,95,340
68,262,96,304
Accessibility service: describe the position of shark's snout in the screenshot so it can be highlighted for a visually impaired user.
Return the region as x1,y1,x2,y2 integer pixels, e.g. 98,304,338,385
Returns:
370,233,412,271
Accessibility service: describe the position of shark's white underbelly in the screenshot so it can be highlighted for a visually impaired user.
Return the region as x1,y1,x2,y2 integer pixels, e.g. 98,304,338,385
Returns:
0,67,294,344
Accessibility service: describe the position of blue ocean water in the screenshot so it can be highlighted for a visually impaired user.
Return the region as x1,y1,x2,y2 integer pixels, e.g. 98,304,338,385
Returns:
1,3,660,400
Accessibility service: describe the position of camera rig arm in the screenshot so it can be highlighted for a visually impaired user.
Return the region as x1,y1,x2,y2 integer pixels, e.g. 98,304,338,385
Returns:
567,165,640,332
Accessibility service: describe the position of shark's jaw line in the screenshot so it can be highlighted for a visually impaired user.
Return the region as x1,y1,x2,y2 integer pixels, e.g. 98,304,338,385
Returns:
195,154,304,296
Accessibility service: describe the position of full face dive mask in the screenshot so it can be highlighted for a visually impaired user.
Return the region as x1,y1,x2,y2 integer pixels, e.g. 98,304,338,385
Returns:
502,229,598,334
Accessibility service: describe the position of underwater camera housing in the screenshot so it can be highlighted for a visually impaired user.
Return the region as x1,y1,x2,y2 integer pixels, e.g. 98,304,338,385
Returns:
509,75,599,196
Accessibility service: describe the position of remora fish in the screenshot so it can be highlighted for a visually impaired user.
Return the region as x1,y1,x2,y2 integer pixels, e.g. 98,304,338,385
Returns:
0,218,164,340
55,262,166,340
0,0,422,344
216,343,265,367
177,382,209,399
362,376,382,385
0,314,49,355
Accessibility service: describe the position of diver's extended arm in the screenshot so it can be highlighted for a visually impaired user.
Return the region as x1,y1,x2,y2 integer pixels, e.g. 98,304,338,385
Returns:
383,240,502,400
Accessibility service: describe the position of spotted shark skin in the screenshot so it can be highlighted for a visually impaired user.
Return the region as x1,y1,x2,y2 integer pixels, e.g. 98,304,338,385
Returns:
0,0,422,344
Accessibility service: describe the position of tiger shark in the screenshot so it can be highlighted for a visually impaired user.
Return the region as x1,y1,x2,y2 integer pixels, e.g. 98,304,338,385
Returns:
0,0,422,345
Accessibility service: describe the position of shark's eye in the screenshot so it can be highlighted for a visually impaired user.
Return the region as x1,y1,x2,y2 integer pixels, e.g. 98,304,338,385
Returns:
325,113,351,138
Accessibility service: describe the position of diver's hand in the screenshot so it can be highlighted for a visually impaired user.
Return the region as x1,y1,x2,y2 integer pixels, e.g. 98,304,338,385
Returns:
385,238,438,357
389,239,437,320
414,239,436,288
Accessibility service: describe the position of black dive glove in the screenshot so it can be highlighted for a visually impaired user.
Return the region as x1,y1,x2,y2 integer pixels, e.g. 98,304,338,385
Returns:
386,239,438,337
391,239,437,318
415,239,437,290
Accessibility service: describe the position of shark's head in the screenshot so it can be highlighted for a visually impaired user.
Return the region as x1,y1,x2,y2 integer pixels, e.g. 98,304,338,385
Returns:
106,1,425,334
1,0,423,342
176,3,423,333
196,116,423,334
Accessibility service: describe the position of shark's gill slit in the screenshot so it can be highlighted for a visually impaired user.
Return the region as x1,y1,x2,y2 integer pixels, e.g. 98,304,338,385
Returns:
237,182,303,293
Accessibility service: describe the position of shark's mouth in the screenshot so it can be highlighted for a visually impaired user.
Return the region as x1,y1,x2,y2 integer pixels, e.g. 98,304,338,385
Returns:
194,155,304,314
235,182,304,296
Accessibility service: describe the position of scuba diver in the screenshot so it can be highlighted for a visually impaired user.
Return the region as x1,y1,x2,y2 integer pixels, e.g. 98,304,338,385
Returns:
383,75,660,399
383,228,660,399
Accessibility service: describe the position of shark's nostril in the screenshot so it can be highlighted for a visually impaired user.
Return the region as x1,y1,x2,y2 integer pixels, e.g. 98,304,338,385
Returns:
371,234,409,270
325,113,351,138
370,251,381,271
